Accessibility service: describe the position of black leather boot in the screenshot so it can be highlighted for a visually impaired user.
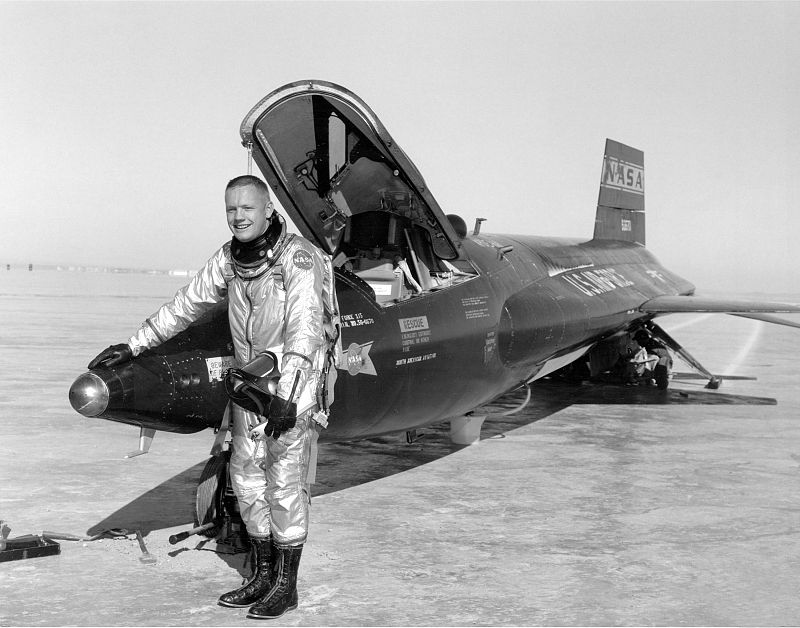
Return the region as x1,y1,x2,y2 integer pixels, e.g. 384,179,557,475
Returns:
218,537,273,608
246,542,303,619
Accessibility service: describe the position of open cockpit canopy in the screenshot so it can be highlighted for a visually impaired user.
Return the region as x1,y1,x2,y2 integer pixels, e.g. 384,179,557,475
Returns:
240,81,464,263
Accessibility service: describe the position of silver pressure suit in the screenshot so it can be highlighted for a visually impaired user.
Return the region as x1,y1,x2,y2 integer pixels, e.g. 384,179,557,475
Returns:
126,224,334,545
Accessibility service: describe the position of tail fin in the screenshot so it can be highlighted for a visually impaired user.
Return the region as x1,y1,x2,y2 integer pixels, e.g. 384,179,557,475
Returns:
593,139,645,245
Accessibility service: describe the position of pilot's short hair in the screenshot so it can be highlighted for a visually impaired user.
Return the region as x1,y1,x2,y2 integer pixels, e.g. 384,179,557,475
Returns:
226,175,270,198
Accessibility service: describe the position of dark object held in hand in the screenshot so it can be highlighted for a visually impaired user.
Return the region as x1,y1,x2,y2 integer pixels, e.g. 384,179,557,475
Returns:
265,396,298,439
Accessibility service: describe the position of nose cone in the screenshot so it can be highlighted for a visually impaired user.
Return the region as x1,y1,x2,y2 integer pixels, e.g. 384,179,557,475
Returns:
69,372,110,417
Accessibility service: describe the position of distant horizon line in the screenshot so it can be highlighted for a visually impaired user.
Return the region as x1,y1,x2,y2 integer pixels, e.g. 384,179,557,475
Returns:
2,262,196,277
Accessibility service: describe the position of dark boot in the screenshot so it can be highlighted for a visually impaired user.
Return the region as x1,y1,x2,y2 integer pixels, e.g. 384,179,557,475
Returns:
218,537,273,608
246,542,303,620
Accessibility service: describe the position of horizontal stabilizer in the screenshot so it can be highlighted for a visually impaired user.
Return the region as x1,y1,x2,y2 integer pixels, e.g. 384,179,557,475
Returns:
641,295,800,327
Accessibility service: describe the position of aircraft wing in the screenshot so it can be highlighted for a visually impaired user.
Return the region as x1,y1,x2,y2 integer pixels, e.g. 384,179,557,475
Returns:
730,312,800,329
641,295,800,329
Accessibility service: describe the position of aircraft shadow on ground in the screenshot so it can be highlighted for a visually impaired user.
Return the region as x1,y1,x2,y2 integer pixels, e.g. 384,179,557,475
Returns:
87,460,207,538
88,379,775,537
316,379,775,495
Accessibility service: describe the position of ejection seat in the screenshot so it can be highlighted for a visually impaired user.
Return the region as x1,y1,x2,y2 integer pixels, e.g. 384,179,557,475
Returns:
339,211,415,304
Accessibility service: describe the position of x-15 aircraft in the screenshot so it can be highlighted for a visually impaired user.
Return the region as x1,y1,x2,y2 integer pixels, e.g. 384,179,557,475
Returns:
69,81,800,505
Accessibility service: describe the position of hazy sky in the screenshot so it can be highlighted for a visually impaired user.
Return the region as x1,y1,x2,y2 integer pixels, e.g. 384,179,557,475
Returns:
2,1,798,293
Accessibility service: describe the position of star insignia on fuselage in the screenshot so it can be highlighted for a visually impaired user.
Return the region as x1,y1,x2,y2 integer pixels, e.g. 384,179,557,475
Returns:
342,342,377,376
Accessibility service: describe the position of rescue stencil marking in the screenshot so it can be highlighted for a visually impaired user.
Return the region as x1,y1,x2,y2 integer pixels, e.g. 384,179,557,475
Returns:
343,342,377,376
601,156,644,195
206,356,235,382
401,329,431,352
292,249,314,270
399,317,431,352
398,316,429,332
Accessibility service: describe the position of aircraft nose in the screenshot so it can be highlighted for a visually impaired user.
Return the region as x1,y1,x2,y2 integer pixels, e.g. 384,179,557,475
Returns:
69,371,110,417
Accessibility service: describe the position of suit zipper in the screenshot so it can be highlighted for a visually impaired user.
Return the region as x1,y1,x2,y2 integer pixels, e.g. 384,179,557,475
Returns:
245,281,255,361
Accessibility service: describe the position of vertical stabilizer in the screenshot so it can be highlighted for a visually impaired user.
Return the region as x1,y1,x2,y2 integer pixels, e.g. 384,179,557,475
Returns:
593,139,645,245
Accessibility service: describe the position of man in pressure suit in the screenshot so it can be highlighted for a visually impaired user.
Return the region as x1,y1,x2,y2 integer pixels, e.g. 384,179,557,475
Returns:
88,175,337,620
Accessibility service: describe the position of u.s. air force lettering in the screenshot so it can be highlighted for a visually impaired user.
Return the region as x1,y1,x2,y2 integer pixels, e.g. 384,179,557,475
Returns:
563,268,634,296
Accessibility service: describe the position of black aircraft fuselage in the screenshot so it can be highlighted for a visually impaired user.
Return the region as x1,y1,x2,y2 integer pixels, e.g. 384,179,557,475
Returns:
326,235,690,441
68,236,691,443
68,81,800,451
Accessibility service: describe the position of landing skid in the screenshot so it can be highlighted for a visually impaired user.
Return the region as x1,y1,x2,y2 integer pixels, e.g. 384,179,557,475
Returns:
124,427,155,458
672,372,756,382
646,322,722,389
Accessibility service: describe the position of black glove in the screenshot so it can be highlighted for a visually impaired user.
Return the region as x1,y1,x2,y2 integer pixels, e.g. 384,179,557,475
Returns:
88,344,133,369
249,396,297,440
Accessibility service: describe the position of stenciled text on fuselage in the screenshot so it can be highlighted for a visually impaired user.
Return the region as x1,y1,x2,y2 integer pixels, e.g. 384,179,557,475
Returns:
563,268,634,296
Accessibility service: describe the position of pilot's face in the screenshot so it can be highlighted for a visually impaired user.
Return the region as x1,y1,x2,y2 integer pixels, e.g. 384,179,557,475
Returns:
225,184,274,242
